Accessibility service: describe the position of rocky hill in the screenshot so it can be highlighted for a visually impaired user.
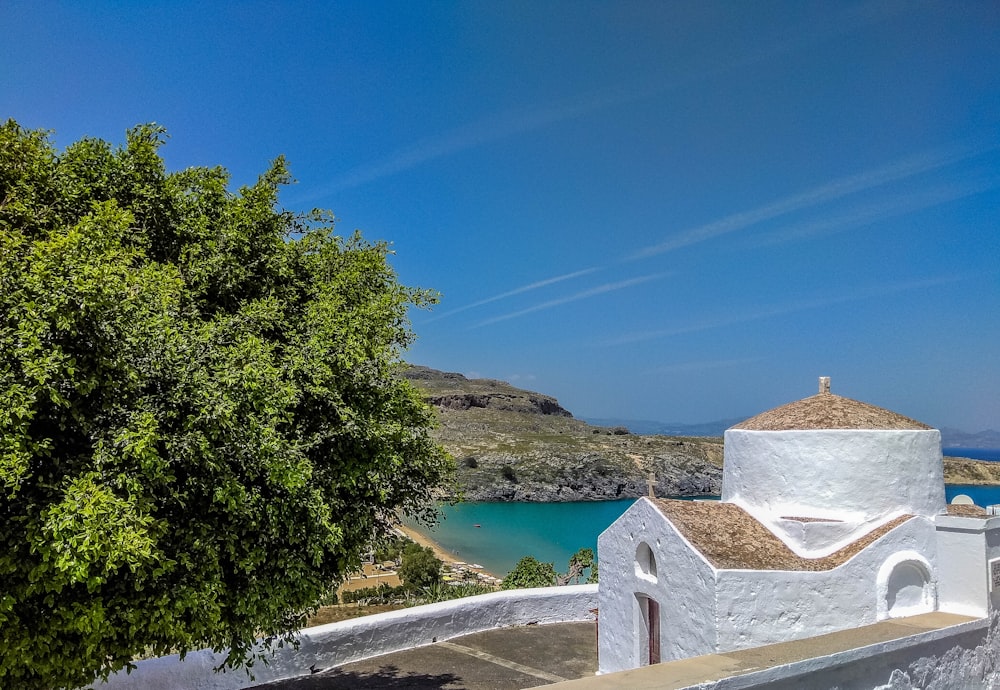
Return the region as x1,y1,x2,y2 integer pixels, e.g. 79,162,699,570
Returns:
402,366,723,501
942,456,1000,485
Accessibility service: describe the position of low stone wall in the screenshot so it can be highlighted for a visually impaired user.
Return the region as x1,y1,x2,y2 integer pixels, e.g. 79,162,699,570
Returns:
92,584,598,690
697,614,997,690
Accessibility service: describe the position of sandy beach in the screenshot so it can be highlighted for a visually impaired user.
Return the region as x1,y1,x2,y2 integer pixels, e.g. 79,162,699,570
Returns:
339,524,500,596
396,524,500,580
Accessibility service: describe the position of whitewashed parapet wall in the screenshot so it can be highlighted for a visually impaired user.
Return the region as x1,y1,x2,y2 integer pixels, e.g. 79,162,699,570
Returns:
681,613,997,690
91,585,598,690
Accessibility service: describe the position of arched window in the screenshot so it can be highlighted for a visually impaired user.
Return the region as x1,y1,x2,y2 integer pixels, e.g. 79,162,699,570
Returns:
635,542,657,581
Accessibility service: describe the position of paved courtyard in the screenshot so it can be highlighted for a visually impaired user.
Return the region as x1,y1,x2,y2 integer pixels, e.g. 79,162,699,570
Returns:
251,621,598,690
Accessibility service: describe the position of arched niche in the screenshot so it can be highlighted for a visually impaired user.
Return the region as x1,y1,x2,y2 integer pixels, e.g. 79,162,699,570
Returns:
877,552,934,619
635,542,657,582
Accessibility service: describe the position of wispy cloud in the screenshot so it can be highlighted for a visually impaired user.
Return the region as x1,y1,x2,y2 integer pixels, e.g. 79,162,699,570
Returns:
299,91,644,202
604,275,966,346
299,3,905,204
428,267,600,322
752,175,1000,246
475,273,668,328
628,142,997,261
434,144,995,328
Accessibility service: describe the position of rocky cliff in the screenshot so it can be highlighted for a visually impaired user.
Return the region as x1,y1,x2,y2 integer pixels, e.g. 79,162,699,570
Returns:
402,366,723,501
943,456,1000,485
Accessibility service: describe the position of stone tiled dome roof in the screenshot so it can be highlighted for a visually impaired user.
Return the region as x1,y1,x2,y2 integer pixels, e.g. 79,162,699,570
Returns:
731,392,932,431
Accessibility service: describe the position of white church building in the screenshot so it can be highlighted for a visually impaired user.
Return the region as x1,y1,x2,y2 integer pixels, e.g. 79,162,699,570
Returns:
597,377,1000,674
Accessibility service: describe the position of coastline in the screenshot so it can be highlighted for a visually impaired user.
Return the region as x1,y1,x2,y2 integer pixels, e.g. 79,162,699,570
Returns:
396,523,500,580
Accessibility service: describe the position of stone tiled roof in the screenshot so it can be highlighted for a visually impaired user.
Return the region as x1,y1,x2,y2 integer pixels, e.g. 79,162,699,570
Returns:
730,392,932,431
651,499,914,571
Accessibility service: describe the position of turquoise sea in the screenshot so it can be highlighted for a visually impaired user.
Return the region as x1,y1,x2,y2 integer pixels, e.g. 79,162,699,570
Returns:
410,476,1000,578
945,484,1000,507
406,499,638,578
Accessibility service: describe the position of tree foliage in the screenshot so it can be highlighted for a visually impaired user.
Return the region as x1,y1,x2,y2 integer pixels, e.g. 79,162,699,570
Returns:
0,120,451,689
501,556,557,589
504,548,597,589
397,542,443,590
558,547,596,585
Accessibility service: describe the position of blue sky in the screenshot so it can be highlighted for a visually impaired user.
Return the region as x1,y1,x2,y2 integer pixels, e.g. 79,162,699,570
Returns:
3,1,999,431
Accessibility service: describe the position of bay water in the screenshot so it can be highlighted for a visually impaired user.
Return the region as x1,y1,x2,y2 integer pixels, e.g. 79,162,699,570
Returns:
944,447,1000,462
407,499,637,578
410,475,1000,578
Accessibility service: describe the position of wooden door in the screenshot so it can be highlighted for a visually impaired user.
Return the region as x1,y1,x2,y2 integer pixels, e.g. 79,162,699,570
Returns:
647,598,660,665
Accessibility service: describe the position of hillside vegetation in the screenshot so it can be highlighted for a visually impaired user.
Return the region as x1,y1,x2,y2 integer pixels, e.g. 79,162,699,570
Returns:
943,456,1000,485
403,367,723,501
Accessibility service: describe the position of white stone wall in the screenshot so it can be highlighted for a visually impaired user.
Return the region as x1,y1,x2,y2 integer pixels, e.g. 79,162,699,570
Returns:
91,585,598,690
936,514,1000,617
597,499,717,674
715,516,938,651
685,613,997,690
722,429,945,531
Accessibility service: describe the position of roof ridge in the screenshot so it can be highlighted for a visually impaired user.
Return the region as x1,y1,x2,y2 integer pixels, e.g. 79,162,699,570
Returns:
650,499,914,570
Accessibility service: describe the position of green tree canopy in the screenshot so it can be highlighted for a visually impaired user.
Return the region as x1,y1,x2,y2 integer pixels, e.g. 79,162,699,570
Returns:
397,542,443,590
501,556,557,590
0,121,451,689
560,547,595,585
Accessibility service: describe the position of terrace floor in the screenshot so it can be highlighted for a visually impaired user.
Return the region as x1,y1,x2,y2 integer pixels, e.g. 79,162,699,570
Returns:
251,621,597,690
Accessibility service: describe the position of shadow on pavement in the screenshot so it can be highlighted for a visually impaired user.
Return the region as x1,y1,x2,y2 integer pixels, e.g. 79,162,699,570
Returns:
255,664,463,689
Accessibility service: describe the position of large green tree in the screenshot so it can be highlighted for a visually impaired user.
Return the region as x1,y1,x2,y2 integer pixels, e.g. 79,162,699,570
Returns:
0,121,451,689
397,542,443,590
501,556,557,590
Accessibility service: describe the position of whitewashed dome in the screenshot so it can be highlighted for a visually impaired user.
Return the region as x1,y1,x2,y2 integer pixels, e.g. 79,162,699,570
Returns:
722,378,945,523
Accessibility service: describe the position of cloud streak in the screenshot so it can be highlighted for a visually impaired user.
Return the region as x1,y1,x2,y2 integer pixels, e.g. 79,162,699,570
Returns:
299,2,900,204
604,275,966,346
428,267,600,322
751,174,1000,246
474,273,667,328
432,143,995,329
628,141,998,260
299,90,647,202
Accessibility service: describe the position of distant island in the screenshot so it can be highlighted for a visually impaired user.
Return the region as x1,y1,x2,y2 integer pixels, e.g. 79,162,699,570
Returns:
403,366,1000,498
939,427,1000,449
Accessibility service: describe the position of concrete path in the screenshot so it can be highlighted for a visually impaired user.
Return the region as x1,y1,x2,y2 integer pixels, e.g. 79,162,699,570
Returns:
250,621,598,689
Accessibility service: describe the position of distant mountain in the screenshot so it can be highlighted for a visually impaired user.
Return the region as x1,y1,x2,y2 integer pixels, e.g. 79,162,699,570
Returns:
940,427,1000,449
582,417,746,438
